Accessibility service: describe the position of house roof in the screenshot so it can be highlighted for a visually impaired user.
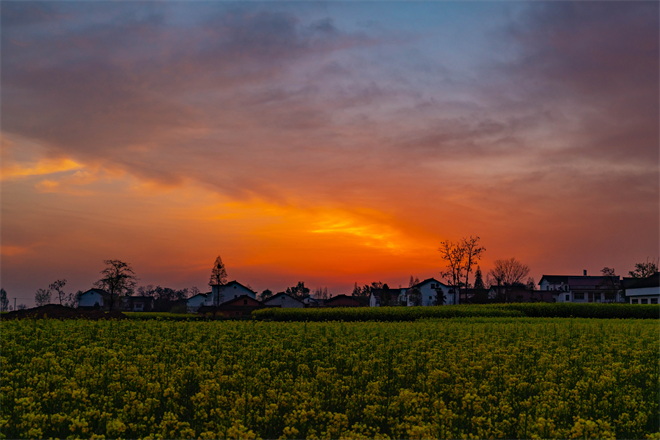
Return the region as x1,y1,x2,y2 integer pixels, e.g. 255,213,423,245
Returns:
80,288,107,296
263,292,303,304
410,278,447,289
218,294,263,307
217,280,256,293
624,272,659,290
325,294,364,303
187,293,208,300
539,275,620,285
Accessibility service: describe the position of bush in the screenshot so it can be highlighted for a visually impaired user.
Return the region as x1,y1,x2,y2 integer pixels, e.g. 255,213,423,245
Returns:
252,303,659,322
253,305,524,321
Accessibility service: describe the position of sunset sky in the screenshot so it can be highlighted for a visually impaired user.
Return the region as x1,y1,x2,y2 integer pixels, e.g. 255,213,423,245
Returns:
2,1,658,304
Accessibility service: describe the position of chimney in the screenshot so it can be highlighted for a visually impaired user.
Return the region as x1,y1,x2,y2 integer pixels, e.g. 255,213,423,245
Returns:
583,270,587,276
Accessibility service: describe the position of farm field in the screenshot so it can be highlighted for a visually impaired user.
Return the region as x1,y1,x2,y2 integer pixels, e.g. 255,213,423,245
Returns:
1,318,658,439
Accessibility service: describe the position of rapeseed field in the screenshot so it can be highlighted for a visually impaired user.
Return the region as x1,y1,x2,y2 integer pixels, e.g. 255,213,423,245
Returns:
1,318,658,439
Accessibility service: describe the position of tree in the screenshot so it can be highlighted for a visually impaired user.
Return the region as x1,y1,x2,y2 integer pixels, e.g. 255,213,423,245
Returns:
49,279,67,305
17,304,27,310
94,260,138,311
525,277,536,291
461,236,486,297
629,258,659,278
35,288,51,306
259,289,273,301
313,287,330,300
209,256,228,287
439,236,485,304
473,267,485,290
488,257,530,302
408,287,422,306
286,282,310,300
599,267,621,303
189,286,201,297
0,288,8,311
408,276,420,288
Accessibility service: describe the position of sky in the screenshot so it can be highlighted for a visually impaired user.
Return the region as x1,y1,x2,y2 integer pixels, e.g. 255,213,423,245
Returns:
2,1,658,305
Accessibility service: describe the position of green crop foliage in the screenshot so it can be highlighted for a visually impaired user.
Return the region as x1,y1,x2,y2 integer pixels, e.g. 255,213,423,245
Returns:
1,318,658,439
253,303,660,322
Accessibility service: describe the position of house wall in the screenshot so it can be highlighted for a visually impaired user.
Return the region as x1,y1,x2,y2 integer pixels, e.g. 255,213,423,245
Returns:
187,295,207,312
207,284,256,305
79,292,104,308
409,282,454,306
627,286,660,297
627,287,660,304
264,295,303,308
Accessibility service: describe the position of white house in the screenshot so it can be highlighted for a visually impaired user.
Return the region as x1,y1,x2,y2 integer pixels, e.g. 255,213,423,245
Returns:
623,273,659,304
187,293,209,312
263,292,304,308
206,281,256,306
403,278,455,306
78,289,107,308
539,272,622,303
369,278,455,307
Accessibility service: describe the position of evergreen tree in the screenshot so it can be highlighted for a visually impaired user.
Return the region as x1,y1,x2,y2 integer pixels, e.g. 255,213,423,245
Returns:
474,267,485,289
209,256,228,286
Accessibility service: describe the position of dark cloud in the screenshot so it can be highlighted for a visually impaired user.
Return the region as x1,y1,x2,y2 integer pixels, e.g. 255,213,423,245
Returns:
504,2,659,164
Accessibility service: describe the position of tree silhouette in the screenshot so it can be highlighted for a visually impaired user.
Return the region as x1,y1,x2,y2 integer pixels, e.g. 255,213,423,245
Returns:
629,258,658,278
260,289,273,301
94,260,138,311
35,288,51,307
285,282,310,300
209,256,228,286
488,257,530,303
473,267,485,290
0,288,8,311
49,279,67,305
439,236,485,304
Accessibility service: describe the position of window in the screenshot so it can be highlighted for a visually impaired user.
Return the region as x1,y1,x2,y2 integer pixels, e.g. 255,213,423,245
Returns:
574,293,584,300
632,299,638,304
652,298,658,304
641,299,648,304
431,284,435,288
429,296,432,299
565,295,570,301
244,299,248,305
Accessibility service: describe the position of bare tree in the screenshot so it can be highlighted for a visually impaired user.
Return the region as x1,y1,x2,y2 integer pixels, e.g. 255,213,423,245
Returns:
49,279,67,305
439,240,466,303
313,287,330,300
35,288,51,306
461,236,485,299
599,267,621,303
488,257,530,302
94,260,138,311
438,236,485,304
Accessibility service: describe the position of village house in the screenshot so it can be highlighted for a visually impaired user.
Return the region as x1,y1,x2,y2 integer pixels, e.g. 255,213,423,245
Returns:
263,292,304,308
324,294,366,307
198,294,272,318
622,272,659,304
206,281,256,306
369,278,455,307
539,271,622,303
121,296,155,312
77,288,108,309
186,292,209,312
